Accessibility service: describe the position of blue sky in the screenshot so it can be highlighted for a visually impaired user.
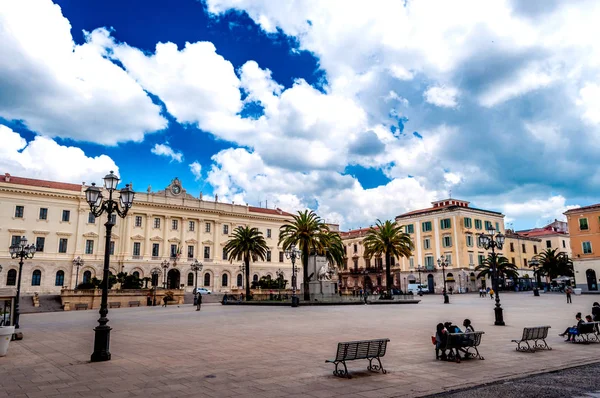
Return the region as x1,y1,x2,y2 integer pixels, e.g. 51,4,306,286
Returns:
1,0,599,230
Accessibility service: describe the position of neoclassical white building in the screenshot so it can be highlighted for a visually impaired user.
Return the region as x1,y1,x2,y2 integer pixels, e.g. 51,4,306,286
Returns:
0,173,297,295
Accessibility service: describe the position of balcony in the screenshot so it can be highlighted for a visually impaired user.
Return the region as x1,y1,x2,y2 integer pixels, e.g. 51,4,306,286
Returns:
132,255,142,260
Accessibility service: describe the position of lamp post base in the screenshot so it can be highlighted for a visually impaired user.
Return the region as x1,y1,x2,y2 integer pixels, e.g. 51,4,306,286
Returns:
90,325,112,362
494,306,505,326
291,296,299,307
443,293,449,304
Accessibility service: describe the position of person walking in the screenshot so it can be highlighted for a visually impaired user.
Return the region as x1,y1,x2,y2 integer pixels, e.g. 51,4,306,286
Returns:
489,289,494,299
566,286,573,304
364,291,368,305
592,302,600,321
196,292,202,311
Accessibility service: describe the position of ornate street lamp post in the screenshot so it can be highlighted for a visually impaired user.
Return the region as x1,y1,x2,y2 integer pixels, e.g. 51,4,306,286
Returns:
529,258,541,296
276,269,284,300
161,260,170,289
84,171,135,362
73,256,84,289
151,269,160,306
9,236,36,329
437,256,450,304
190,259,203,310
478,227,506,326
284,244,301,307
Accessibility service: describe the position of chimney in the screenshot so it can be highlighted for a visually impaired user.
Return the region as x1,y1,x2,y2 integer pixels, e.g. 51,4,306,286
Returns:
4,173,10,182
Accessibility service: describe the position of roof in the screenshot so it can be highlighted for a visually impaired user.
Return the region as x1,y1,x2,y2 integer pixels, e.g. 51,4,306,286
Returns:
248,206,293,217
340,227,373,239
518,228,568,238
564,203,600,215
1,173,82,192
397,204,503,218
505,231,542,242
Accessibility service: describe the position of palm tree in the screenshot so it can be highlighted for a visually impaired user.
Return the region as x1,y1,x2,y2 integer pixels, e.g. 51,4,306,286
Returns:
475,253,520,283
534,248,574,280
279,210,331,301
223,226,269,300
318,231,345,269
363,220,414,297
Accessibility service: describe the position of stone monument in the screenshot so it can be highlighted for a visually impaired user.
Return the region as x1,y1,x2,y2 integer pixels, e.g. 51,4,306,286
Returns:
305,254,338,300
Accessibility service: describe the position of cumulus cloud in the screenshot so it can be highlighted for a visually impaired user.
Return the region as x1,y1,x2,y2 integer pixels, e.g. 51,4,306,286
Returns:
150,143,183,163
499,196,580,226
0,124,118,184
189,161,202,181
0,1,166,144
424,86,459,108
577,82,600,125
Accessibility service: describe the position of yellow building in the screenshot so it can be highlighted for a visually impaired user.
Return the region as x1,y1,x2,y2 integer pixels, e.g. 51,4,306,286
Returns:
0,173,295,295
564,204,600,291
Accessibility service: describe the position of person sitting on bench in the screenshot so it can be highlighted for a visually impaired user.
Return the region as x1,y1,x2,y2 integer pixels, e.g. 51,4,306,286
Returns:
435,323,448,360
559,312,583,342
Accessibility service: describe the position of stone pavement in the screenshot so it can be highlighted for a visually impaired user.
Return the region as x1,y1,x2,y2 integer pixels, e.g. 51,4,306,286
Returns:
2,292,599,398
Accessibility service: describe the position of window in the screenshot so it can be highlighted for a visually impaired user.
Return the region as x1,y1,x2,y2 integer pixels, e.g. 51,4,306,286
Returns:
237,274,243,287
109,241,115,256
221,274,228,287
474,219,482,230
279,251,284,263
11,235,21,247
533,245,538,254
523,258,528,267
152,243,160,257
6,269,17,286
36,237,45,252
83,271,92,284
39,208,48,220
204,246,210,259
485,221,493,231
423,238,431,250
170,244,177,259
85,240,94,254
133,242,141,256
154,218,160,229
132,271,139,279
522,244,526,253
442,236,452,248
545,240,551,248
353,258,358,269
205,223,211,233
88,212,95,224
390,257,395,266
495,222,500,232
187,273,194,286
223,224,229,234
445,254,452,265
353,244,358,253
562,240,566,248
55,271,64,286
511,257,515,264
409,257,414,268
424,256,434,269
466,235,473,247
172,219,178,230
464,218,472,228
15,205,24,218
510,242,514,252
405,224,414,234
188,246,194,259
478,254,485,265
579,218,589,230
222,247,228,260
469,253,474,266
204,273,211,286
58,238,68,253
440,218,451,229
422,221,432,232
110,214,116,224
583,241,592,254
31,270,41,286
365,258,371,268
266,250,272,262
62,210,70,222
135,216,142,227
189,221,195,232
267,229,272,238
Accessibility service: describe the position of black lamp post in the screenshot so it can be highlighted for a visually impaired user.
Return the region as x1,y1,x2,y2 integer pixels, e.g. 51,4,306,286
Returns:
84,171,135,362
73,256,84,289
239,263,246,291
151,269,160,306
529,258,541,296
478,227,506,326
161,260,170,289
437,255,450,304
276,269,284,299
284,244,301,307
190,259,203,310
9,236,36,330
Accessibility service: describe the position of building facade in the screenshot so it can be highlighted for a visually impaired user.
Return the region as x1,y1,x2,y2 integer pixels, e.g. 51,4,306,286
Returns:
0,173,296,295
564,204,600,291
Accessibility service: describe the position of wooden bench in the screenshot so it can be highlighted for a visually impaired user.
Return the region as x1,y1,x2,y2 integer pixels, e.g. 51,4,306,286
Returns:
128,301,141,307
511,326,552,352
109,302,121,309
325,338,390,378
444,332,485,362
572,322,600,343
74,303,88,310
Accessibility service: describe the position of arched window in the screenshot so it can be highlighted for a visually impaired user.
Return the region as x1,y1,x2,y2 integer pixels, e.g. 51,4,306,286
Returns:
6,269,17,286
237,274,243,287
32,270,41,286
222,273,228,287
55,270,65,286
266,274,272,280
132,271,140,279
83,270,92,284
204,272,211,286
253,274,259,282
187,272,194,286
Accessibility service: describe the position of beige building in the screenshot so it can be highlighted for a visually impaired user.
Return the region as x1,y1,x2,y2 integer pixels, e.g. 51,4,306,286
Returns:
0,173,296,295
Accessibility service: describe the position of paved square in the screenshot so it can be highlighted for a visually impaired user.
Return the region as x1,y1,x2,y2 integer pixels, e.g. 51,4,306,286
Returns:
2,293,599,398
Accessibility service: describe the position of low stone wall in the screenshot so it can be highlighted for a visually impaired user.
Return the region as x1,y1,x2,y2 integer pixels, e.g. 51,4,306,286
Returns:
60,288,185,310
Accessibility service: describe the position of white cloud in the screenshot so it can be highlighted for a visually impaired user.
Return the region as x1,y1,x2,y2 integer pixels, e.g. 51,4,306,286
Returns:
497,195,579,226
0,1,166,144
577,82,600,125
424,85,459,108
189,161,202,181
0,124,118,184
150,143,183,163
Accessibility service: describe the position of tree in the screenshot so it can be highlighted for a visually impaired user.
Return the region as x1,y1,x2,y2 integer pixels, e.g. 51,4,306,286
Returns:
363,220,414,297
534,248,574,280
317,231,345,269
475,253,520,283
224,226,269,300
279,210,331,301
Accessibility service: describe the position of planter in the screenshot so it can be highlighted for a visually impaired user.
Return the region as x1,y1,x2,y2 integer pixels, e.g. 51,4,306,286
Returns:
573,288,582,296
0,326,15,356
